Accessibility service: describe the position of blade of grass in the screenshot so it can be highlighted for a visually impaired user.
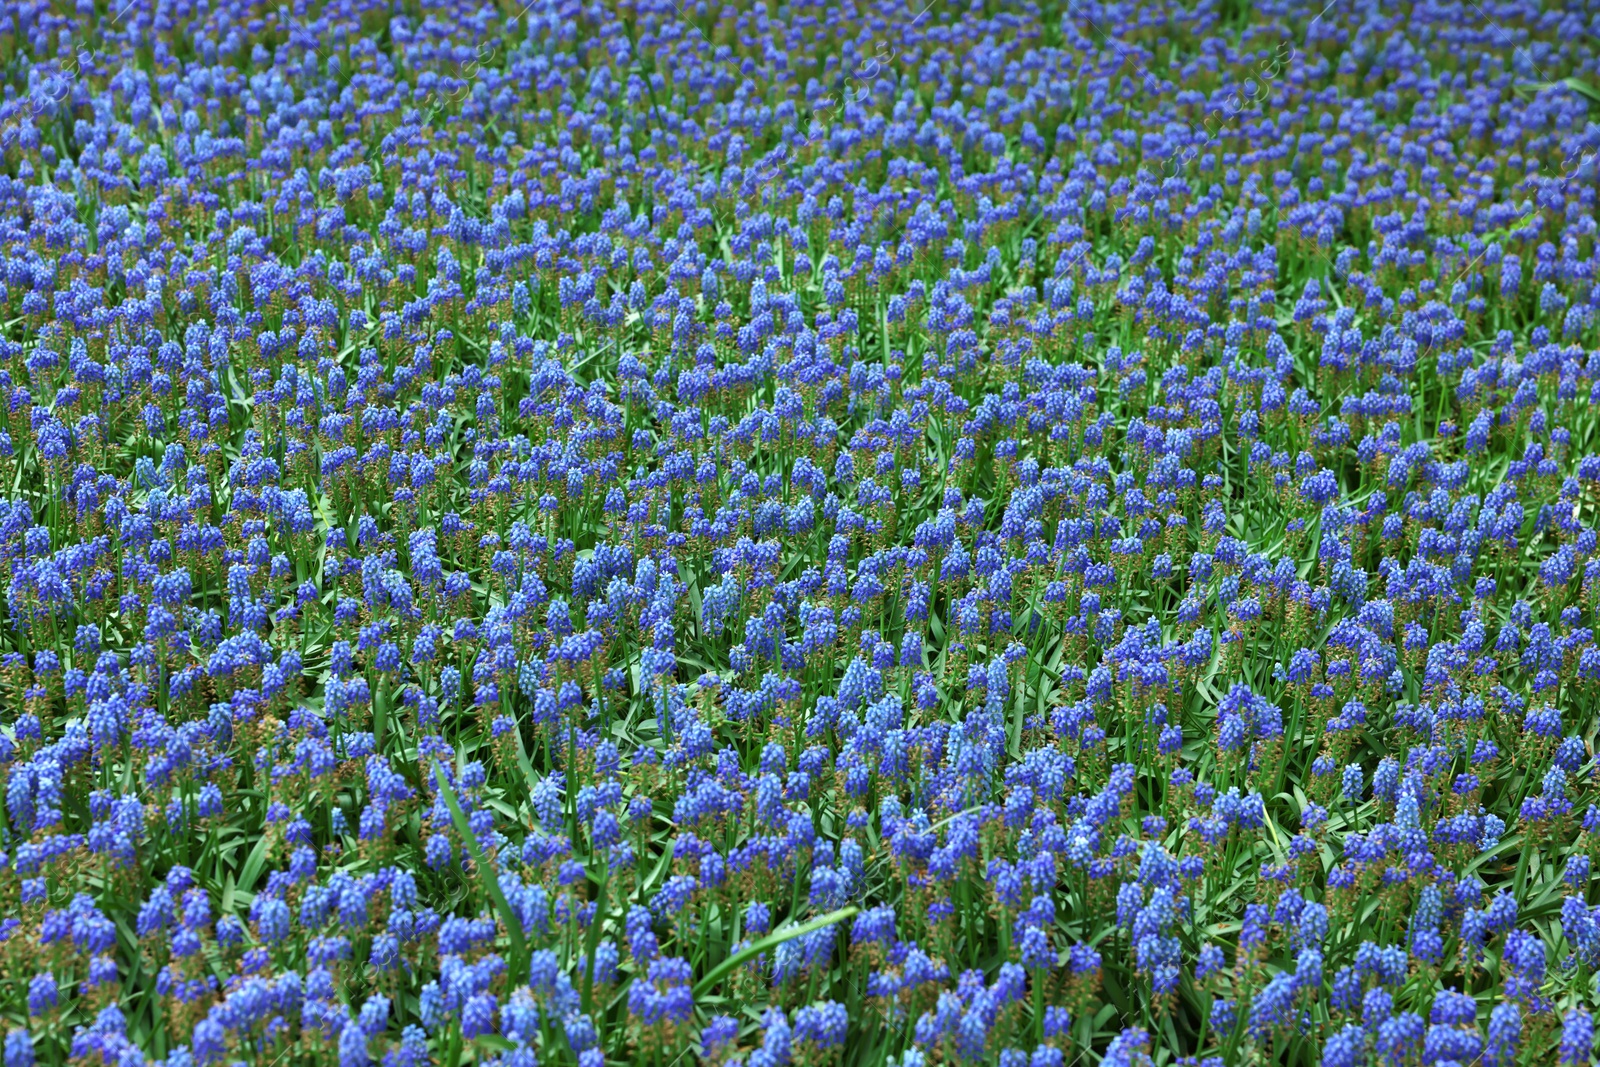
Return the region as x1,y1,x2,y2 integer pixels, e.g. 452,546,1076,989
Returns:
692,905,858,998
435,762,529,982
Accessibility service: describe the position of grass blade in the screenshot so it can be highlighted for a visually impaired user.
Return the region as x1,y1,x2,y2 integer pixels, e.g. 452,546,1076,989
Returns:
435,762,528,980
693,906,858,998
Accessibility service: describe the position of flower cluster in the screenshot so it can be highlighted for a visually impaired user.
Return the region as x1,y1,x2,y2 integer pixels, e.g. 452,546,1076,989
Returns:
0,0,1598,1065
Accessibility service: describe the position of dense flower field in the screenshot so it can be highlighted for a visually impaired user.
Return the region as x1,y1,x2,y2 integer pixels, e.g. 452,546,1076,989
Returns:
3,0,1600,1064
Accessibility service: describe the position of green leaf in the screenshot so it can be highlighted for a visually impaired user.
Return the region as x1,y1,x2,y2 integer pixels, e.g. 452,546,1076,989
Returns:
236,832,272,895
1564,77,1600,105
579,870,610,1014
434,762,528,981
1517,77,1600,105
692,906,858,998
